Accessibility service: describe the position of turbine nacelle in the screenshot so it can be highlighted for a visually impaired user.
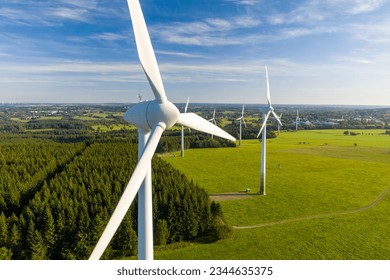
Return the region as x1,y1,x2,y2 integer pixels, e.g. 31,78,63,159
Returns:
124,100,180,132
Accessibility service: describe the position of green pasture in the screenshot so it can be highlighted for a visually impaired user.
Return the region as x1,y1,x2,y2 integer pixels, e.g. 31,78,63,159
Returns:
159,129,390,259
10,116,63,122
73,112,123,121
25,128,55,132
91,124,135,132
72,116,107,121
10,117,29,123
39,116,63,120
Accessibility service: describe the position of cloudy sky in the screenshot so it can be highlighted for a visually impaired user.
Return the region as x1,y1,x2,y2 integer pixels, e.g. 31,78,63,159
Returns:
1,0,390,105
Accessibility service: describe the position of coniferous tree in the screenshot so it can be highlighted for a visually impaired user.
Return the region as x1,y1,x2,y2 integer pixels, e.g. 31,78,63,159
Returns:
0,247,12,260
42,208,56,253
155,219,169,246
29,229,48,260
0,213,7,247
9,224,21,258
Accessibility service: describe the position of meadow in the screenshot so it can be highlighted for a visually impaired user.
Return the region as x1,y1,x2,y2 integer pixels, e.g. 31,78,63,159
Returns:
159,129,390,259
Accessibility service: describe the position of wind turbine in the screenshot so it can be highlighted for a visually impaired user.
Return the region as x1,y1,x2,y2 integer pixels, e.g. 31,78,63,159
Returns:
296,110,299,131
181,97,190,157
208,108,216,139
236,104,246,146
277,112,282,135
257,67,282,195
89,0,236,260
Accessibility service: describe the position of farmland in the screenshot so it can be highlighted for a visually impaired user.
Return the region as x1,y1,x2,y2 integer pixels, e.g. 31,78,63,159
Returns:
1,104,390,260
159,130,390,259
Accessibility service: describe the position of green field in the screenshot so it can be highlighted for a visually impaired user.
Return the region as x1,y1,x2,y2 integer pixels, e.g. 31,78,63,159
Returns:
158,130,390,259
91,124,135,131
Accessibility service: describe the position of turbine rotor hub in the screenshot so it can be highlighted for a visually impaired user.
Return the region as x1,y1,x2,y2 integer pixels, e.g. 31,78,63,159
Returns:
124,100,179,131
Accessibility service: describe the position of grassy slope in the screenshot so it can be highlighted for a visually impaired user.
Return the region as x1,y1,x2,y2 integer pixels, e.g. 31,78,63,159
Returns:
158,130,390,259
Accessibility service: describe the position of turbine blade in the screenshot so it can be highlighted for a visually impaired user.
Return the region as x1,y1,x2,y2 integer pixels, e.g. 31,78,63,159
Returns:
241,104,245,116
127,0,167,102
257,111,271,138
272,111,283,127
265,66,271,106
177,113,236,141
243,117,247,128
89,122,166,260
184,97,190,113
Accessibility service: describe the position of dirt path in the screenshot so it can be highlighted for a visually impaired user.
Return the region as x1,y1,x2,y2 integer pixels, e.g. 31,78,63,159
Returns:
233,186,390,230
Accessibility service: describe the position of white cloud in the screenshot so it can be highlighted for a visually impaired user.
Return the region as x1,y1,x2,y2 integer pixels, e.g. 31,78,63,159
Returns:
90,32,128,42
233,16,262,28
348,19,390,44
47,7,90,22
155,50,209,59
266,0,387,26
278,26,336,40
226,0,260,6
325,0,386,15
0,0,122,26
0,7,53,26
59,0,98,10
205,18,232,31
153,15,261,46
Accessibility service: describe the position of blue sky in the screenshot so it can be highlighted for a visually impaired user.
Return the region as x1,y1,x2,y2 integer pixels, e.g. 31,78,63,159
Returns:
1,0,390,105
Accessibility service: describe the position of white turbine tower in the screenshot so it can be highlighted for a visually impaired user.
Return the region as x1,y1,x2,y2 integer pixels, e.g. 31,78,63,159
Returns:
236,104,246,146
181,97,190,157
208,108,216,139
89,0,236,260
257,67,282,195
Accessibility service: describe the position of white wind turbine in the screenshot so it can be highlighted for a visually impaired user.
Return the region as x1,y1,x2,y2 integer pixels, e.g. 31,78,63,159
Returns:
257,67,282,195
277,112,282,135
208,108,216,139
89,0,235,260
181,97,190,157
236,104,246,146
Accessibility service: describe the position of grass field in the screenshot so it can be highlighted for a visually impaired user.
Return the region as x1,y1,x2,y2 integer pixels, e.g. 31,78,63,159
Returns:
91,124,135,131
158,130,390,259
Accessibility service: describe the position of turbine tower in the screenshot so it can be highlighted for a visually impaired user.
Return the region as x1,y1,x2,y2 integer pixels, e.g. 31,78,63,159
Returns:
89,0,236,260
257,67,282,195
181,97,190,157
236,104,246,146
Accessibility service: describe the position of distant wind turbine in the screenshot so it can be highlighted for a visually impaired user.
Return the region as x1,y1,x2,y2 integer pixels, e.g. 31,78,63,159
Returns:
277,112,283,135
257,67,282,195
89,0,235,260
181,97,190,157
236,104,247,146
208,108,216,139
